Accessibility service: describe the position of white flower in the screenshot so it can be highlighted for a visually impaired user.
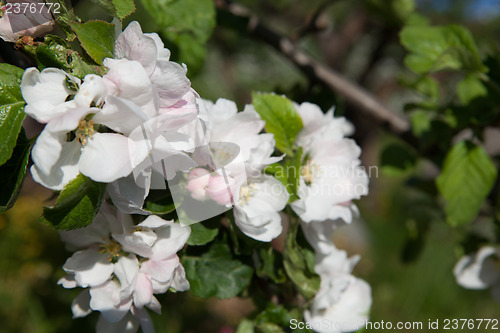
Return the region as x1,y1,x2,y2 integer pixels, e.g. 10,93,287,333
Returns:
180,98,287,240
0,0,54,42
300,215,371,333
58,204,191,333
113,21,191,110
233,175,289,242
294,102,353,148
291,102,368,223
22,21,200,193
21,67,81,123
304,276,371,333
453,246,500,302
304,246,371,333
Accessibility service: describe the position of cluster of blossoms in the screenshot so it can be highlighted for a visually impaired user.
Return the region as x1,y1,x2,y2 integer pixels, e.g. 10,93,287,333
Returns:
20,20,371,333
294,104,371,333
58,203,190,332
454,246,500,302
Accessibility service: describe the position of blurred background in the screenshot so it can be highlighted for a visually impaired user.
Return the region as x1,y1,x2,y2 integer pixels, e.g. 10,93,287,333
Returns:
1,0,500,332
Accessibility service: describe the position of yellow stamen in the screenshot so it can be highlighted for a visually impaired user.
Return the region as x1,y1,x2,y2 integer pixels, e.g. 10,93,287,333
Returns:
76,120,94,146
302,160,316,185
99,240,123,263
239,184,255,205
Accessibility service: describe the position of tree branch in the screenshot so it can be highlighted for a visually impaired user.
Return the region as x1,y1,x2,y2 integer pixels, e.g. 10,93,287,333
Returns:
215,0,410,134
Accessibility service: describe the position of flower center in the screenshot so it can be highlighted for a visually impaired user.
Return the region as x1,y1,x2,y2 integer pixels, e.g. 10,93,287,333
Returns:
301,160,317,185
76,120,94,146
100,240,123,263
239,184,255,205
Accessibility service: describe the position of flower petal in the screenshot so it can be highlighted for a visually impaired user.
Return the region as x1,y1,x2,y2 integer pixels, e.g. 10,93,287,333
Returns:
150,60,190,107
115,21,158,76
96,313,139,333
63,248,114,287
21,67,79,123
71,290,92,318
90,280,132,323
79,133,149,183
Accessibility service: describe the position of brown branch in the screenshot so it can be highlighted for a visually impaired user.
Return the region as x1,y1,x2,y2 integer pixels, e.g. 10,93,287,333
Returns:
215,0,410,135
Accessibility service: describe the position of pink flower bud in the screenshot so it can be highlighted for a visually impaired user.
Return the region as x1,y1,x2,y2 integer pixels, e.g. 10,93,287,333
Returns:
206,174,234,206
0,1,54,42
186,168,210,201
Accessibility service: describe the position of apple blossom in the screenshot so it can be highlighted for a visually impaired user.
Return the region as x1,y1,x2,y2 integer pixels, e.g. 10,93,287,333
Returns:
291,102,368,223
0,0,54,42
454,246,500,302
58,204,191,333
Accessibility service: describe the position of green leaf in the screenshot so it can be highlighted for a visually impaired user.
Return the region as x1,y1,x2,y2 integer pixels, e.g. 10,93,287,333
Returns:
0,63,26,166
252,93,303,156
457,73,487,105
436,141,497,226
283,221,320,299
0,129,31,213
141,0,215,71
112,0,136,18
265,148,303,202
183,242,253,298
380,142,417,175
68,20,115,65
41,174,107,230
187,219,219,246
36,35,105,78
236,319,255,333
410,110,432,137
256,246,286,283
255,303,312,333
143,201,176,215
400,25,486,74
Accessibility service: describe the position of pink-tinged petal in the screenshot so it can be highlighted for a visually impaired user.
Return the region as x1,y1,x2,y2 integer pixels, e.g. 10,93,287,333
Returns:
93,96,149,136
115,21,158,76
79,133,149,183
57,274,78,289
133,273,154,308
150,223,191,260
63,248,114,287
140,256,179,283
21,67,79,123
0,1,54,42
71,290,92,318
186,168,211,201
102,58,156,117
96,313,139,333
144,32,170,60
207,175,234,206
151,60,190,108
90,280,132,323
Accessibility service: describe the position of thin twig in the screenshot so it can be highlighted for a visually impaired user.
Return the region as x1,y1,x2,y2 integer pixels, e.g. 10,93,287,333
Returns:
215,0,410,134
